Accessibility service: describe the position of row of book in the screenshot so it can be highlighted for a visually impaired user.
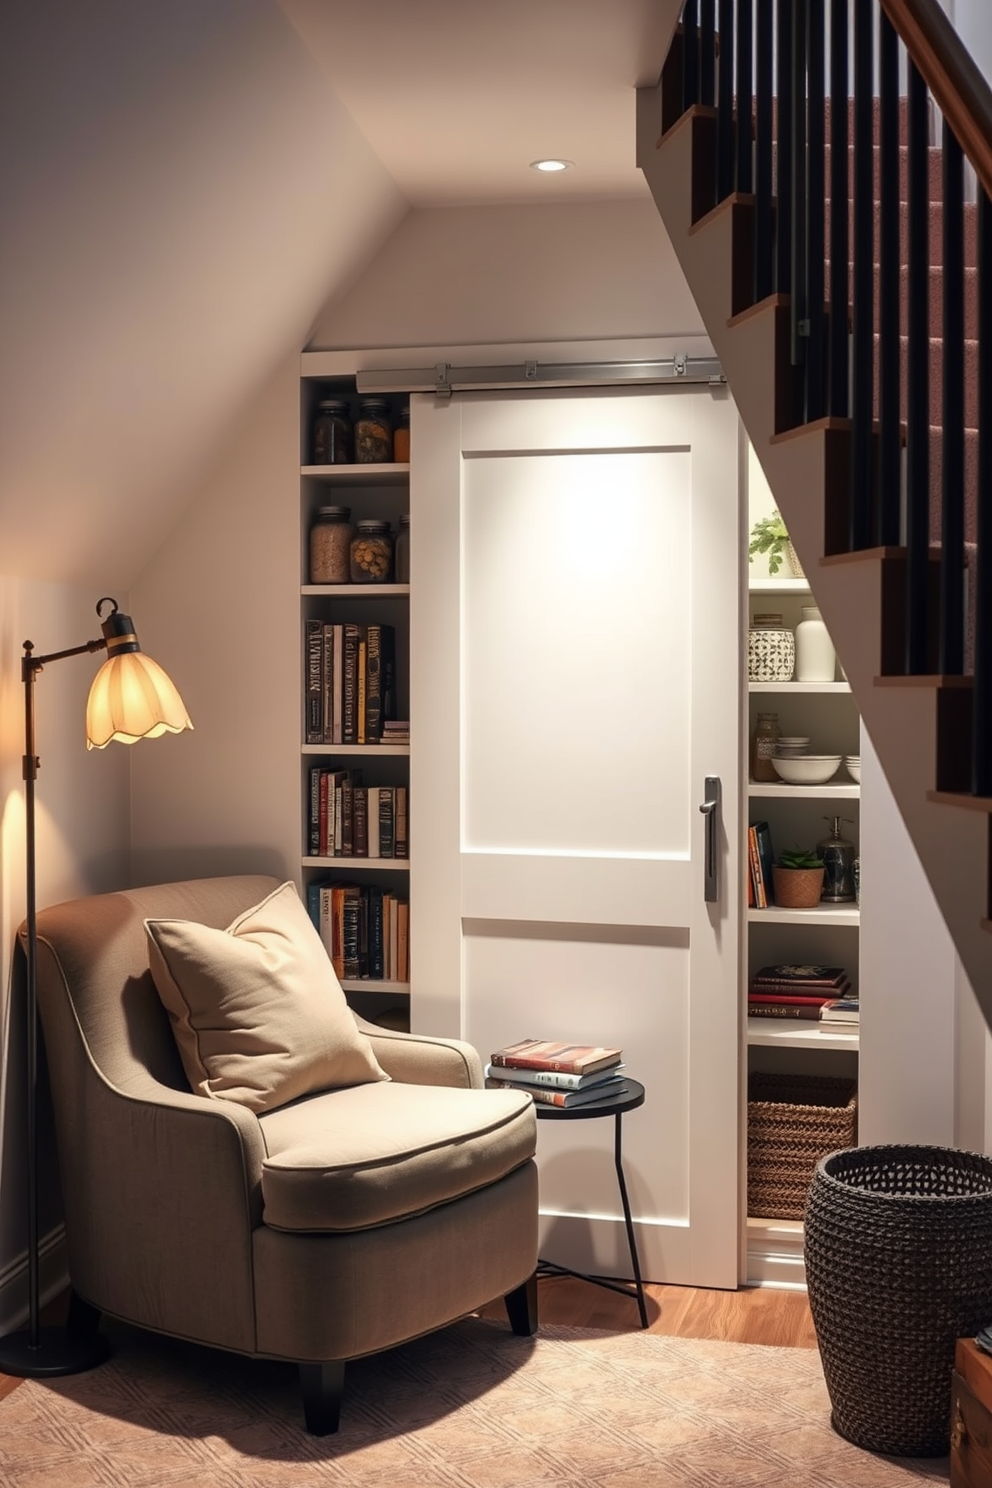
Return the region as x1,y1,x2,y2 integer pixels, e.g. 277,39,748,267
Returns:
304,620,398,746
308,768,408,859
307,880,409,983
747,964,859,1031
485,1038,627,1109
746,821,775,907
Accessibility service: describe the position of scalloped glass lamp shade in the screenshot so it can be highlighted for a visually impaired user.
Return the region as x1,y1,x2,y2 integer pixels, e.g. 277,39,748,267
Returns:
86,650,193,750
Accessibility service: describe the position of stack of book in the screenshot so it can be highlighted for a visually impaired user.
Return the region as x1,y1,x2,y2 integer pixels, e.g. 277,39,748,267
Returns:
307,768,407,859
382,720,410,745
748,964,853,1021
746,821,775,907
485,1039,626,1108
305,621,397,746
818,997,860,1033
308,881,410,983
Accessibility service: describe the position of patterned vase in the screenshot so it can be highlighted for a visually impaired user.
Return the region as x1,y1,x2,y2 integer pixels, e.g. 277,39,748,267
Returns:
747,614,795,682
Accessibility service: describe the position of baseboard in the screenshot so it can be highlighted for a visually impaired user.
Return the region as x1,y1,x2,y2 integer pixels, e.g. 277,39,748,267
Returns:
0,1226,68,1335
745,1217,807,1290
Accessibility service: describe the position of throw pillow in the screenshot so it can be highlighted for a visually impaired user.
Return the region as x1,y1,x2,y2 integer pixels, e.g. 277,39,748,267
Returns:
145,880,386,1113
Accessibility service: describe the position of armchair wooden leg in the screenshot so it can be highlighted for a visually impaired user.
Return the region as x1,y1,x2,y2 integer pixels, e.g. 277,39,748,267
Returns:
299,1359,346,1435
66,1289,102,1337
504,1271,538,1336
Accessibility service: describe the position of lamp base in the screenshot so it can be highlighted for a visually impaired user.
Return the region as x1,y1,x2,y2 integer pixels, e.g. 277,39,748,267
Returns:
0,1326,111,1378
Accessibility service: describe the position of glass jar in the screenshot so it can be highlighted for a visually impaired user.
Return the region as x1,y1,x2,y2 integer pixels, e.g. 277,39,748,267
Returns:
747,612,795,682
309,506,353,584
751,712,781,782
393,405,410,463
394,513,410,583
350,519,393,583
354,398,393,464
311,399,352,464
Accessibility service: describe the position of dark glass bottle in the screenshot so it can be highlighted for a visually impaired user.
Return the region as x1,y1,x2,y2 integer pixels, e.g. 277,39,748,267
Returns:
311,399,352,464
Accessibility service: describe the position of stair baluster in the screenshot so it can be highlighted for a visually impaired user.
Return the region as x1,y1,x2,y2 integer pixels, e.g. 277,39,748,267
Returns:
879,11,903,546
700,0,716,108
940,121,966,676
806,0,826,422
974,190,992,795
754,0,774,300
774,0,793,295
736,0,753,193
683,0,699,114
717,0,735,202
906,62,931,673
828,0,849,418
851,0,875,550
789,0,808,374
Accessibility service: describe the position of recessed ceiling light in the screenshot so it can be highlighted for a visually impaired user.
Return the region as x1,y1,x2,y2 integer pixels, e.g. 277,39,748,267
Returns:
530,158,572,173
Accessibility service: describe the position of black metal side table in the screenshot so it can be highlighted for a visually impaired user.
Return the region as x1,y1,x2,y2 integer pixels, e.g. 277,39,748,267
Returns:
534,1077,648,1328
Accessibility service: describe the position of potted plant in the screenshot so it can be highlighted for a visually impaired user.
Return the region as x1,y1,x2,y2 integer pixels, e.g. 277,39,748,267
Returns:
748,509,804,578
772,847,824,909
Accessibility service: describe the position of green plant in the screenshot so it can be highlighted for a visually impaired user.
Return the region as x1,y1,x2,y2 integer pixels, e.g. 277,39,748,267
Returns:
777,846,822,870
748,509,791,574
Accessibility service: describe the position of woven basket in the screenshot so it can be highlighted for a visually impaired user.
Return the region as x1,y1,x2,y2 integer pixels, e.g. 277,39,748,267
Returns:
747,1072,857,1220
805,1145,992,1456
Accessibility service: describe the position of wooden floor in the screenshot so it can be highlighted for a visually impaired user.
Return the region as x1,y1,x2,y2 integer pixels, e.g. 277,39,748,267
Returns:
0,1277,816,1406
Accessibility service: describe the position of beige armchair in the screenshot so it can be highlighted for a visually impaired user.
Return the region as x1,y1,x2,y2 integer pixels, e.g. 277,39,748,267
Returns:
28,873,538,1433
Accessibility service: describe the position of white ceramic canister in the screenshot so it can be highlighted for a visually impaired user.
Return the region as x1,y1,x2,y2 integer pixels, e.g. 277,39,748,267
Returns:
747,613,795,682
795,605,836,682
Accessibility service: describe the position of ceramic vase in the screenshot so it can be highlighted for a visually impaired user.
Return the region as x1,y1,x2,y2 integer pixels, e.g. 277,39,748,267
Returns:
795,605,836,682
747,615,795,682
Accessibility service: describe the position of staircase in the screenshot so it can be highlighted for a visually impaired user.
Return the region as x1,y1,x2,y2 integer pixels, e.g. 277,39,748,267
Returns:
638,0,992,1024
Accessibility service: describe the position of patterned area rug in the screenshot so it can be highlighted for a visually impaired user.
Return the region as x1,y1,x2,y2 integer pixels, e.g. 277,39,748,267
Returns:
0,1317,950,1487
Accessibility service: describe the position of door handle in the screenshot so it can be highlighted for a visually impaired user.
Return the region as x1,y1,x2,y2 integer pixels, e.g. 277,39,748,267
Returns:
698,777,721,903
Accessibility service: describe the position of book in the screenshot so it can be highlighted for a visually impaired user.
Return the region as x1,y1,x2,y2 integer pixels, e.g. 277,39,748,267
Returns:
367,786,381,858
489,1039,623,1076
753,821,775,906
747,989,846,1007
368,884,384,979
353,786,368,857
305,620,323,743
397,898,409,982
751,964,850,988
483,1062,626,1092
819,998,860,1023
321,622,335,744
365,625,395,744
379,786,395,858
748,1002,822,1020
357,638,367,745
486,1075,628,1108
747,824,766,908
395,786,408,858
331,624,344,743
342,623,361,743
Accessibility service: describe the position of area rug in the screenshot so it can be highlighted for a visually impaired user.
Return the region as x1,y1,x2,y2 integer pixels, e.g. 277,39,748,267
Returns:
0,1318,950,1488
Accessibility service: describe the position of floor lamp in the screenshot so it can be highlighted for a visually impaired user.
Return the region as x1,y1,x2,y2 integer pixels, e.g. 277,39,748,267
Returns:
0,597,192,1377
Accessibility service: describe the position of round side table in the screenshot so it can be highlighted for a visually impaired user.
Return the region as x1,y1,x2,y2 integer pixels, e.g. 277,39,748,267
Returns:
534,1077,647,1328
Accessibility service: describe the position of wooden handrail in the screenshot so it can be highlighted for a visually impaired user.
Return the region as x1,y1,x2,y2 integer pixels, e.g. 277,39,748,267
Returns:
880,0,992,202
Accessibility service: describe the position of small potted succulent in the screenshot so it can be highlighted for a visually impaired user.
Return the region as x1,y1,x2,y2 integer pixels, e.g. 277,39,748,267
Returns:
772,847,824,909
748,509,804,578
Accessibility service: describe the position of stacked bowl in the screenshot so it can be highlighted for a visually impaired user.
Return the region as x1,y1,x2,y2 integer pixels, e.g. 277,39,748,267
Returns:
770,736,843,785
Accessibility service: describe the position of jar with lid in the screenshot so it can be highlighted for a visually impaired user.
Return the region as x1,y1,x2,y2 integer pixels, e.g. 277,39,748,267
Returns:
309,506,353,584
350,519,393,583
393,405,410,463
354,399,393,464
751,712,781,782
311,399,352,464
747,612,795,682
394,513,410,583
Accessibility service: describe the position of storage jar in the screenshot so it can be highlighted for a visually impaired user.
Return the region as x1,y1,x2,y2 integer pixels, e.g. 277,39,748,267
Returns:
311,399,352,464
795,605,836,682
309,506,353,584
747,613,795,682
393,405,410,463
751,712,780,783
350,519,393,583
394,513,410,583
355,399,393,464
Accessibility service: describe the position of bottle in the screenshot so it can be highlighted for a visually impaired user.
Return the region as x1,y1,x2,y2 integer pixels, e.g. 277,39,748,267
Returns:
394,513,410,583
350,519,393,583
818,815,857,902
311,399,352,464
309,506,354,584
795,605,836,682
747,613,795,682
751,713,781,782
393,405,410,463
354,399,393,464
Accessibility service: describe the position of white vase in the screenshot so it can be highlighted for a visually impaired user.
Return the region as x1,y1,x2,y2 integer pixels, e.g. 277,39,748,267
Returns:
795,606,836,682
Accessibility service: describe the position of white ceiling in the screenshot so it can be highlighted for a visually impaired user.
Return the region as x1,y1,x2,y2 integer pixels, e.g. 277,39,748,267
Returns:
276,0,679,204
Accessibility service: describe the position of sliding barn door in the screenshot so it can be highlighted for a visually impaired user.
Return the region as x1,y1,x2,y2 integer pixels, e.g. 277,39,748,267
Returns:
412,385,741,1287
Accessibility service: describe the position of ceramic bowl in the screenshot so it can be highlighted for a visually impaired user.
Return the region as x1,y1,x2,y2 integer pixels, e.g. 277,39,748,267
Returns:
771,754,842,785
845,757,861,783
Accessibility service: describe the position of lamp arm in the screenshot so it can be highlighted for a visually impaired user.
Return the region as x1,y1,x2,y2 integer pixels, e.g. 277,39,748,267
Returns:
22,637,106,677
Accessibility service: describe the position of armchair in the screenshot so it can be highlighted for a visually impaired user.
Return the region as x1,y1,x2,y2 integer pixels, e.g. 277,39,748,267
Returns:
25,874,538,1432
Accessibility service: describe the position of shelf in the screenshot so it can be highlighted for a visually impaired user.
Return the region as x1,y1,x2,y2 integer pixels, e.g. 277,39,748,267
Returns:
301,463,409,485
746,1017,859,1051
747,904,859,926
341,979,410,996
748,579,811,595
748,680,851,693
748,782,859,798
302,743,410,756
301,584,410,598
303,857,411,872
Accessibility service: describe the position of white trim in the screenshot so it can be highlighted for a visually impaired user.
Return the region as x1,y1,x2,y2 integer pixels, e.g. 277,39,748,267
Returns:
0,1226,68,1336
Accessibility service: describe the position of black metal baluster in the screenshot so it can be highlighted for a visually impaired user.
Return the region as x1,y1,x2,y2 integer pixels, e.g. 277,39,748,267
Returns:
776,0,793,294
717,0,735,201
878,11,902,545
806,0,826,420
736,0,753,193
906,63,931,673
754,0,773,298
683,0,699,114
828,0,849,417
850,0,874,548
790,0,808,373
974,189,992,793
700,0,716,107
941,121,966,675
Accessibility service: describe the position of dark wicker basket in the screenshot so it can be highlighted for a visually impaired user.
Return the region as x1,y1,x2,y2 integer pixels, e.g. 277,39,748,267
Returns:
747,1072,857,1220
804,1144,992,1456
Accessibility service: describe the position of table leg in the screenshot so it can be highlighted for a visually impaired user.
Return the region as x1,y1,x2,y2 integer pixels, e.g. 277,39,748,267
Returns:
614,1111,649,1329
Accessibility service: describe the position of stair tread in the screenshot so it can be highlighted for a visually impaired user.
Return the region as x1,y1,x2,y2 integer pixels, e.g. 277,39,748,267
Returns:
927,789,992,813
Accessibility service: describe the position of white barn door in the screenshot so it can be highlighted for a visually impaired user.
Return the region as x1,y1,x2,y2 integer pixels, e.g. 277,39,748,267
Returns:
412,385,741,1288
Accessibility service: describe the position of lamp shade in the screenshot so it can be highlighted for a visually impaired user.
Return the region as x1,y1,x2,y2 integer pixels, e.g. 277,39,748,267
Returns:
85,604,192,749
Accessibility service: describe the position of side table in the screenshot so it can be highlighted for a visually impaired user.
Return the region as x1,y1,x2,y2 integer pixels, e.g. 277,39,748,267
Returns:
534,1077,648,1329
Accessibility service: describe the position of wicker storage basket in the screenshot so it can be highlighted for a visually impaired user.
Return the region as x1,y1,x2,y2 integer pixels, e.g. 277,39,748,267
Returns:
747,1072,857,1220
805,1145,992,1456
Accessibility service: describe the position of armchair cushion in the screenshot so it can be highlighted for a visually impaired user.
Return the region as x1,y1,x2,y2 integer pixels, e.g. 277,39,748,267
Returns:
257,1081,536,1232
145,880,386,1114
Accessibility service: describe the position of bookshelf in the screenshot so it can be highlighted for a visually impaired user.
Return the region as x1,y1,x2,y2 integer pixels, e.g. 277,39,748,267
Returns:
299,372,412,1029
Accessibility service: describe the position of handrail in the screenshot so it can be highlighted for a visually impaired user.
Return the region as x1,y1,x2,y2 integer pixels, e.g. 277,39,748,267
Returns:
880,0,992,203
